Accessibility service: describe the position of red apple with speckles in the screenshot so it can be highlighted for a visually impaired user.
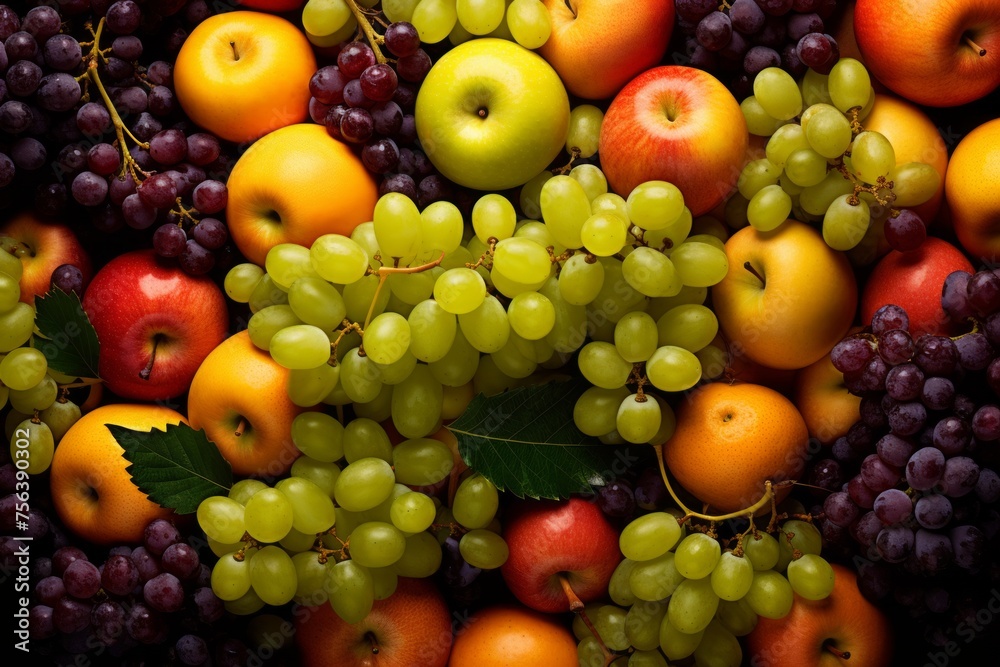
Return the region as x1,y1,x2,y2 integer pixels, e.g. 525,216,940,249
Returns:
538,0,673,100
0,212,91,305
861,237,974,336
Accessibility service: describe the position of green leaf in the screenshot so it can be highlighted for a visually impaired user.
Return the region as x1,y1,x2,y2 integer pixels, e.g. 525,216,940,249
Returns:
110,423,233,514
33,287,101,380
449,380,648,500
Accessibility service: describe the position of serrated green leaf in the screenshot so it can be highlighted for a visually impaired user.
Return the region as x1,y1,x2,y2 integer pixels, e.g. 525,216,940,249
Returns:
33,287,101,380
110,423,233,514
449,380,648,500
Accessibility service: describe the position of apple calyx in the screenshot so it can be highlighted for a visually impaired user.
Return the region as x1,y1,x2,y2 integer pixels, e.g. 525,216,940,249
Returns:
824,641,852,660
964,35,987,57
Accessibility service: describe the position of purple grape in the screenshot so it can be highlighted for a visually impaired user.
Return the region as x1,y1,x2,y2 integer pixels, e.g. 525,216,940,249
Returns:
338,42,377,78
975,467,1000,502
102,554,140,597
7,60,42,97
360,63,398,102
5,31,38,61
597,481,636,518
921,376,955,411
393,82,418,111
940,456,980,497
875,525,914,563
310,65,348,105
23,6,61,40
148,85,176,116
830,336,875,374
941,270,974,322
860,396,888,429
743,45,781,74
151,224,186,257
676,0,718,21
823,491,858,527
932,416,970,456
92,600,126,645
176,634,210,666
808,458,841,491
193,586,224,624
122,193,157,229
143,572,184,612
130,112,163,143
192,217,228,250
696,12,733,51
967,270,1000,317
384,21,421,57
757,0,794,15
884,209,926,252
634,466,669,510
787,12,824,41
914,493,952,530
324,104,348,140
362,138,400,174
888,400,926,436
871,304,910,336
131,546,161,582
29,605,55,640
179,239,215,275
137,172,178,209
341,107,374,143
125,602,164,643
54,597,93,634
88,143,121,176
730,0,765,33
36,575,66,605
112,85,148,114
885,363,924,401
851,510,882,546
914,529,952,573
10,136,45,171
379,173,417,201
106,0,141,35
111,34,142,59
876,433,914,468
64,558,102,599
877,329,913,366
0,5,17,40
371,100,403,136
873,488,912,525
397,49,432,83
343,78,374,109
950,525,985,570
53,546,88,576
192,180,227,215
955,332,993,370
0,152,13,186
972,405,1000,441
906,446,947,490
913,335,958,376
149,128,187,166
847,475,877,509
161,542,200,580
860,454,901,493
924,586,951,613
796,32,836,70
184,133,219,166
417,174,452,208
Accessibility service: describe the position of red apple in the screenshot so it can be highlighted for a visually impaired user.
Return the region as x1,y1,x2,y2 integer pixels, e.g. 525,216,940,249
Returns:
537,0,673,100
861,237,974,337
82,250,227,402
295,577,452,667
747,564,893,667
598,66,748,216
854,0,1000,107
500,497,621,613
0,211,92,305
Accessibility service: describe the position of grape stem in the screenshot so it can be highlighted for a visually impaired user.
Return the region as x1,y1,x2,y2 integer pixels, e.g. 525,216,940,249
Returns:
344,0,388,64
558,575,617,667
362,250,446,331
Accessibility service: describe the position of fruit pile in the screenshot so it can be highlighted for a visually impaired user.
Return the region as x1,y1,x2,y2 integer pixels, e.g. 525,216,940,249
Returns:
2,0,1000,666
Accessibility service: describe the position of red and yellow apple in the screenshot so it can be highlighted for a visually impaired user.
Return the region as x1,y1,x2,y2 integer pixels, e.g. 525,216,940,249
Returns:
945,118,1000,263
0,212,91,305
599,66,748,216
794,346,864,445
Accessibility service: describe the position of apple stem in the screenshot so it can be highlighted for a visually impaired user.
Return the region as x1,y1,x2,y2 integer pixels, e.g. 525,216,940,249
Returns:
824,643,851,660
229,40,239,61
366,632,380,655
560,575,616,666
964,35,987,56
138,338,159,381
743,261,765,287
234,418,247,438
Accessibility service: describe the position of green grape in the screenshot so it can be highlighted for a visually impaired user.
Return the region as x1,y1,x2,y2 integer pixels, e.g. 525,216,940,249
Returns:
38,398,81,443
667,576,719,634
374,192,423,258
343,274,389,324
0,347,47,391
624,599,668,651
822,194,870,251
627,180,684,231
408,299,457,362
248,305,302,351
799,170,854,216
244,488,294,543
616,394,661,444
249,545,297,606
514,220,559,254
459,529,509,569
490,266,545,298
348,521,407,568
540,174,591,249
339,347,383,404
740,95,785,136
581,212,628,256
280,527,317,553
592,605,630,652
288,364,340,408
225,587,265,616
0,303,34,352
353,384,393,422
538,276,586,353
392,530,442,577
693,619,743,667
305,14,358,46
310,234,370,285
607,558,637,606
198,496,247,544
711,551,754,601
452,473,499,529
419,201,464,254
686,232,725,252
591,193,630,223
573,386,628,436
473,355,517,397
269,324,331,370
784,148,828,188
716,598,758,637
351,222,383,269
275,477,337,534
265,244,317,289
613,311,658,363
656,304,718,353
505,292,554,341
326,559,374,624
334,456,396,512
292,552,328,605
777,519,823,568
456,0,504,34
646,345,702,393
890,162,941,207
629,551,684,601
804,105,852,158
434,268,487,314
646,285,707,319
393,437,453,487
389,491,436,533
696,342,728,381
576,341,630,389
224,263,264,303
724,192,750,229
212,550,255,601
786,553,835,600
850,130,895,184
800,68,831,106
291,412,344,462
360,312,409,366
828,57,871,113
659,616,703,660
519,171,552,220
368,566,398,600
229,479,267,505
10,419,54,475
737,158,782,199
744,570,794,619
628,650,668,667
570,164,608,202
248,274,288,313
493,237,552,286
288,276,347,332
753,67,802,120
578,636,606,666
208,537,242,559
9,375,57,413
675,532,722,580
747,184,792,232
558,253,605,305
458,295,510,353
779,173,805,197
373,352,417,385
764,124,810,168
0,247,23,281
383,0,419,20
391,365,443,438
472,193,517,242
301,0,351,35
742,532,779,571
621,246,682,297
619,511,681,562
573,602,604,640
669,241,728,288
646,396,677,446
429,327,479,387
290,457,341,498
565,103,602,158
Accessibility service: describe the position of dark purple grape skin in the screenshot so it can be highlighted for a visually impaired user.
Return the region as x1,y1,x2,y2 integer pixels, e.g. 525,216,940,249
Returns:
696,11,733,52
942,270,975,322
384,22,421,57
597,481,636,518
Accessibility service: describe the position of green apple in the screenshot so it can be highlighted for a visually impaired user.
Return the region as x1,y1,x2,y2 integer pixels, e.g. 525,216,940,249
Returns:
415,38,570,191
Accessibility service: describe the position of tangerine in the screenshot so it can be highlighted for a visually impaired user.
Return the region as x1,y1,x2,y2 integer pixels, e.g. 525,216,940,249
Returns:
448,604,578,667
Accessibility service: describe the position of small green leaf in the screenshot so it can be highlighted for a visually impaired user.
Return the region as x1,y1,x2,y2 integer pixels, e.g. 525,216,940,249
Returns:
33,287,101,380
111,423,233,514
449,379,648,500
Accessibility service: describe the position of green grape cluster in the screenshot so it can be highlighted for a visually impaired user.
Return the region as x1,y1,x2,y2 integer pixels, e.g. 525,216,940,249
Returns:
399,0,551,48
577,514,835,666
734,60,939,255
197,411,508,622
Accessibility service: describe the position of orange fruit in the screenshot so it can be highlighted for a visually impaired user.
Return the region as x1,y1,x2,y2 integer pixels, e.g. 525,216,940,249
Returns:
187,331,304,477
663,382,809,513
448,605,577,667
225,123,378,266
50,404,184,545
945,118,1000,262
794,332,863,445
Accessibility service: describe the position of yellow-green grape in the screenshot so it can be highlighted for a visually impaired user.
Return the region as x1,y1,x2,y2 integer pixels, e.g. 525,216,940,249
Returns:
828,57,871,113
656,304,718,353
696,341,728,381
738,158,782,199
275,477,336,535
573,386,629,436
784,148,828,188
628,649,669,667
742,531,780,571
349,222,382,270
197,496,247,544
0,347,47,391
360,312,408,366
249,545,297,606
224,263,264,303
616,394,661,444
800,170,854,215
459,529,509,569
229,479,267,505
348,521,407,568
675,532,722,580
740,96,785,136
850,131,895,184
694,619,743,667
581,212,627,256
326,559,374,623
591,193,630,224
374,192,423,258
558,253,605,305
565,104,602,158
614,311,658,363
291,412,344,463
38,399,81,443
646,345,702,393
373,352,417,385
0,246,23,281
244,488,294,543
804,104,853,158
505,0,551,48
369,566,398,600
667,576,719,634
503,292,553,342
624,600,668,651
458,295,510,353
519,170,552,220
339,347,383,403
418,201,462,254
621,247,682,298
265,244,317,290
659,616,704,661
629,551,684,601
823,194,871,251
570,164,608,201
711,551,755,601
393,530,443,577
305,14,359,46
578,340,632,388
514,220,559,252
290,457,340,499
456,0,504,33
225,587,265,616
9,419,54,475
745,570,794,619
777,519,823,567
724,192,750,229
753,67,802,120
310,234,369,285
343,418,392,464
292,552,329,605
747,184,792,232
540,276,588,354
578,636,605,665
389,491,436,533
354,384,393,421
343,274,390,324
619,511,681,561
448,14,473,43
606,559,637,606
248,274,288,313
786,553,835,601
591,605,630,652
279,527,317,553
801,68,831,106
335,457,396,512
410,0,458,42
9,375,57,413
407,299,457,363
391,365,444,439
686,232,725,252
247,305,300,351
301,0,351,35
472,193,516,242
288,276,347,332
890,162,941,207
716,598,759,637
434,268,486,314
268,324,331,370
646,396,676,446
669,241,728,288
0,303,35,353
428,327,479,386
627,180,684,231
764,124,810,168
540,174,591,249
493,237,552,286
213,548,257,602
452,473,499,529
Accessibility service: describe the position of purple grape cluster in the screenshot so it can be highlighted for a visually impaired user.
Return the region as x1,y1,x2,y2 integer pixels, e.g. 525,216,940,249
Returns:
674,0,841,96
